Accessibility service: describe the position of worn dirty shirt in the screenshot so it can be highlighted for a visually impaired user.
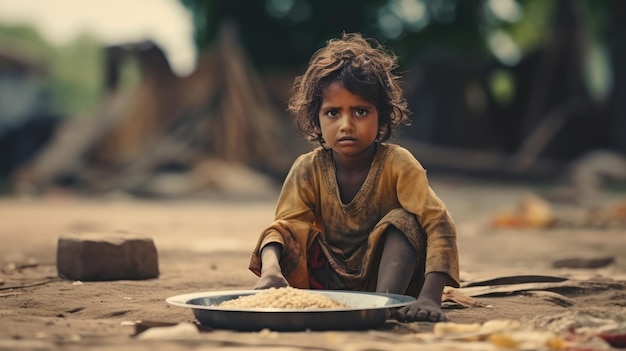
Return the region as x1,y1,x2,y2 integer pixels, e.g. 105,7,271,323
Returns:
249,143,460,296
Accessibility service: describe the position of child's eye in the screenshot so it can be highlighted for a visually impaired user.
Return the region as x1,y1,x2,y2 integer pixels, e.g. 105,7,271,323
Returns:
355,109,368,117
326,110,339,118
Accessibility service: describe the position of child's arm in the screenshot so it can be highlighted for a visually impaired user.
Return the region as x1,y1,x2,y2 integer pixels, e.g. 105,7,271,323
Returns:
253,243,289,289
391,272,448,322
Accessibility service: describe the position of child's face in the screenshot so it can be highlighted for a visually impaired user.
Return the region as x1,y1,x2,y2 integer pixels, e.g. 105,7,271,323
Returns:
317,81,384,158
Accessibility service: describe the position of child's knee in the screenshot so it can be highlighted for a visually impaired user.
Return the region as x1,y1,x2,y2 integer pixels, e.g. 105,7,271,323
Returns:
383,226,410,245
382,226,416,259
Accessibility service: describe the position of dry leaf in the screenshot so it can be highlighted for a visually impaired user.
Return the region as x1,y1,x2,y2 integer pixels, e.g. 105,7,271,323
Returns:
442,287,489,308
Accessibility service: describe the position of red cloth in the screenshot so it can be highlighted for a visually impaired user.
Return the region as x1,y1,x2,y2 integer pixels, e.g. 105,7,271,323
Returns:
307,240,326,289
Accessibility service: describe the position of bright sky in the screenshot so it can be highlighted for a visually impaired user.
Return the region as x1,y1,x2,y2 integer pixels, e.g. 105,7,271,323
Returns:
0,0,197,76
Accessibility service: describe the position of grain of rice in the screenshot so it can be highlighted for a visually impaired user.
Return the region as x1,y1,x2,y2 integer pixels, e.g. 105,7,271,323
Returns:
216,287,348,309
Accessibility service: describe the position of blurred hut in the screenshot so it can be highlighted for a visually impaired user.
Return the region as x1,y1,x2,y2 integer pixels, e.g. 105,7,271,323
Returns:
14,23,293,199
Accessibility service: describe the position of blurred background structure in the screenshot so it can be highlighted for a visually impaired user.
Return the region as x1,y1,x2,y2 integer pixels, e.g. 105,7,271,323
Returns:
0,0,624,199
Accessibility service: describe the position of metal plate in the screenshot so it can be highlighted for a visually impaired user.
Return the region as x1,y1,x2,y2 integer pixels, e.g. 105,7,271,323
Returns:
166,289,415,331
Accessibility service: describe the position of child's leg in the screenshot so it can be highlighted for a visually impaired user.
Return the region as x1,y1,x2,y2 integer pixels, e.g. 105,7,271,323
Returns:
376,227,417,294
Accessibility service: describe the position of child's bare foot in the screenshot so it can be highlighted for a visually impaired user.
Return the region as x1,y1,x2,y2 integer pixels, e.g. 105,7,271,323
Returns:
390,299,446,322
253,274,289,290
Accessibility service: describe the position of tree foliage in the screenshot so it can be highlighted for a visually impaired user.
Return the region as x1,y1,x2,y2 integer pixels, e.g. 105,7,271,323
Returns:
180,0,625,158
179,0,608,71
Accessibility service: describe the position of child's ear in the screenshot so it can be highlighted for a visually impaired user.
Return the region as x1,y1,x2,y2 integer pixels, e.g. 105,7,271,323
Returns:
314,126,321,135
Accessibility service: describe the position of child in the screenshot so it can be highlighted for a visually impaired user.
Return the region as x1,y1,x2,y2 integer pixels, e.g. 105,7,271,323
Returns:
249,33,459,323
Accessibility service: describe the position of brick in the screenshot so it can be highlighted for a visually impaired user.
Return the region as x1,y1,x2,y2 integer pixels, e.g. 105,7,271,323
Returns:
56,231,159,281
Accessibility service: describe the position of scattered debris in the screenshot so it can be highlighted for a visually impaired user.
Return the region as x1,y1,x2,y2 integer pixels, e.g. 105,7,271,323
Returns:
491,194,626,229
520,290,574,307
462,274,568,287
458,278,625,298
442,287,491,309
581,202,626,229
530,311,626,348
126,320,179,336
408,318,613,350
490,194,555,228
453,273,626,306
598,331,626,348
135,322,200,340
413,319,562,349
552,256,615,269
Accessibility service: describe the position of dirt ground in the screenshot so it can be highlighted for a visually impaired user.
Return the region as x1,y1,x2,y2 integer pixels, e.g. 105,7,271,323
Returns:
1,176,625,351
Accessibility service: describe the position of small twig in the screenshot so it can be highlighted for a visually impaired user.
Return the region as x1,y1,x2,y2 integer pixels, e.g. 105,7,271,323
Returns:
0,278,61,291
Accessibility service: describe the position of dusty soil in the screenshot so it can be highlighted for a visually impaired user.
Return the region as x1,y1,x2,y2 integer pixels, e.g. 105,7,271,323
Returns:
1,177,625,350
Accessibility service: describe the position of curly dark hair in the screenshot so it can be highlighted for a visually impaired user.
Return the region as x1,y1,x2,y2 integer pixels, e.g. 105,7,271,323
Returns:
288,32,411,143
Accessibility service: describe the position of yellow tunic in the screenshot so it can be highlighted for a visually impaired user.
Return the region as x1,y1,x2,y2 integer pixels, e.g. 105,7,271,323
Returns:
249,143,460,296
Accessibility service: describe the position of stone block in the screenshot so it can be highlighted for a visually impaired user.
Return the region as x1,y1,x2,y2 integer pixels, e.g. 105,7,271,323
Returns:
56,231,159,281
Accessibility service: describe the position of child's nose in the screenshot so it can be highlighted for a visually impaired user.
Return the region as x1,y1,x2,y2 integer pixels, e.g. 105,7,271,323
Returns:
339,116,354,131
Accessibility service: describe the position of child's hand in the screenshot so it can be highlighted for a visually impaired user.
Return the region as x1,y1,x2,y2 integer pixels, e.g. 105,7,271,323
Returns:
253,273,289,290
390,298,446,322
